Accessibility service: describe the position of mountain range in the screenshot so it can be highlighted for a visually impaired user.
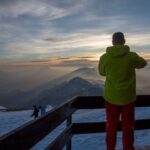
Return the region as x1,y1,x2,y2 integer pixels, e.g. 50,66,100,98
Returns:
0,67,104,109
37,77,103,107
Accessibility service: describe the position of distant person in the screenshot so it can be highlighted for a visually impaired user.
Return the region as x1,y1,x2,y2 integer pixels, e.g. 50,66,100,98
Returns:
31,105,39,119
39,105,46,116
98,32,147,150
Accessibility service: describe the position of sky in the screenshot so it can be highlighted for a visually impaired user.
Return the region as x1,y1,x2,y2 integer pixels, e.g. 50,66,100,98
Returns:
0,0,150,66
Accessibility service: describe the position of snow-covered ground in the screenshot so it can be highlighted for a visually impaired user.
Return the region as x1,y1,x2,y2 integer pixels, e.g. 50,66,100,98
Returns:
0,107,150,150
0,106,7,111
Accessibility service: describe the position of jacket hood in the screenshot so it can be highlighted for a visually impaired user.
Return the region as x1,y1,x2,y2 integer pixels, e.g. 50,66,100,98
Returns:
106,45,130,57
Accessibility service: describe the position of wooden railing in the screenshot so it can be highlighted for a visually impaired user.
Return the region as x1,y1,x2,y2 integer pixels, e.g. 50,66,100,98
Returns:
0,95,150,150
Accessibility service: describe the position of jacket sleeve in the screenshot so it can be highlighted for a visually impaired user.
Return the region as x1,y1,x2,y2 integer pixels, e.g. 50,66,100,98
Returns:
132,52,147,69
98,55,106,76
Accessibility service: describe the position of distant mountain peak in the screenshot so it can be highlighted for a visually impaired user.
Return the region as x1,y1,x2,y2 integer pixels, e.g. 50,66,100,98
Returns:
69,76,85,82
66,77,92,87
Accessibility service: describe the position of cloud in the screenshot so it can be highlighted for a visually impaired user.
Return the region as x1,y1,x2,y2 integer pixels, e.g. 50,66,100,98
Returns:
137,53,150,61
55,57,71,60
55,56,95,61
58,59,96,67
0,0,91,20
2,30,150,61
0,0,150,61
0,56,97,68
0,0,68,19
126,33,150,47
43,33,111,47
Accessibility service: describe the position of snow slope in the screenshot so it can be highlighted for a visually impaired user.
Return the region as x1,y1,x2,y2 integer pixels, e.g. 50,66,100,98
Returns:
0,108,150,150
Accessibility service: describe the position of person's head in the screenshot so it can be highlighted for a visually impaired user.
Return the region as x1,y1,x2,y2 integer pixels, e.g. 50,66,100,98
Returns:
112,32,125,45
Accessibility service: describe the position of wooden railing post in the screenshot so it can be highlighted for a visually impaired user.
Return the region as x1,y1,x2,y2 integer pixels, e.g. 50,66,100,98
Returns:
66,116,72,150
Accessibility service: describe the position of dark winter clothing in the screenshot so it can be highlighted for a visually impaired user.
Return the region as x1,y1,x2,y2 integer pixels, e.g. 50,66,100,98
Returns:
31,106,39,119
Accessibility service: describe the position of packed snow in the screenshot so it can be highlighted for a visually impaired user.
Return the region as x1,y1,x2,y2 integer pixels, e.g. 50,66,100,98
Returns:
0,107,150,150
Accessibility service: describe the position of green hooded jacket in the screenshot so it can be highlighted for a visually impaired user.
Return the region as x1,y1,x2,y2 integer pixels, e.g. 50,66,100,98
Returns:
98,45,147,105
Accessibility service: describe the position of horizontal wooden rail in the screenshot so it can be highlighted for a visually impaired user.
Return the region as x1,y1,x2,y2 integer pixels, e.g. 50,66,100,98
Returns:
73,95,150,109
0,95,150,150
72,119,150,134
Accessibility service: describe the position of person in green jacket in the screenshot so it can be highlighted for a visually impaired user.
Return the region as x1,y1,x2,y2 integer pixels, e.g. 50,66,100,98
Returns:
98,32,147,150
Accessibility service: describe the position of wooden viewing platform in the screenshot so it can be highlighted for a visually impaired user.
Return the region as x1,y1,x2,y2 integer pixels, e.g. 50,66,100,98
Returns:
0,95,150,150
